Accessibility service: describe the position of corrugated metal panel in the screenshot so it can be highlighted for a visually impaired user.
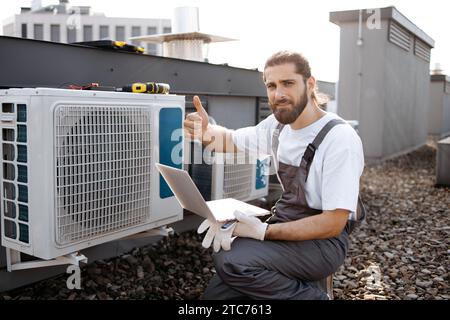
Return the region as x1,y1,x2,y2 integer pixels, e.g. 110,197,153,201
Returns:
388,21,411,51
257,97,272,122
414,38,431,62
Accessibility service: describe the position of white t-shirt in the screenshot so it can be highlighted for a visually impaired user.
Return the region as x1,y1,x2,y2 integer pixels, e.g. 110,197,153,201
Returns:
232,113,364,220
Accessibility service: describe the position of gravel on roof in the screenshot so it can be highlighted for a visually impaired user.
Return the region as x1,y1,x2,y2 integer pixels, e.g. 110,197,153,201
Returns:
0,142,448,300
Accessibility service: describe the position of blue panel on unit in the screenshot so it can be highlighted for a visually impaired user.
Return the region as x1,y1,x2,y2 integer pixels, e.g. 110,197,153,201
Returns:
255,159,269,190
159,107,183,199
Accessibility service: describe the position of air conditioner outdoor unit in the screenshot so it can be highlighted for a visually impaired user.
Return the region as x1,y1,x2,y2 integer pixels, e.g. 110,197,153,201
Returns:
186,141,270,202
210,152,270,202
0,88,184,260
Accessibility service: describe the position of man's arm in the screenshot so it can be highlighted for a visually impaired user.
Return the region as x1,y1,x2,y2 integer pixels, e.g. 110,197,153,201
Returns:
264,209,349,241
202,124,238,153
184,96,237,153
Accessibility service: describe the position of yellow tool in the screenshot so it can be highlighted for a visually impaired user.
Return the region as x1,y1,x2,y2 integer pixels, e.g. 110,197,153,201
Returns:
119,82,170,94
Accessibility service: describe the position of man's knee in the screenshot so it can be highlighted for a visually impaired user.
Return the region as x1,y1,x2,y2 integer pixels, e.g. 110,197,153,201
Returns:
212,248,252,286
212,250,234,280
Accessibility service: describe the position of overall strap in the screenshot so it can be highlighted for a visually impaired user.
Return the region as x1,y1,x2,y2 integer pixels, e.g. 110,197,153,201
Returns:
298,118,367,230
271,122,285,158
293,119,346,206
299,119,346,182
271,122,285,190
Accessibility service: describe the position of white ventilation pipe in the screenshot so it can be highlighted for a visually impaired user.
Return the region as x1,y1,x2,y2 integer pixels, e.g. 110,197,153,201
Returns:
172,7,200,33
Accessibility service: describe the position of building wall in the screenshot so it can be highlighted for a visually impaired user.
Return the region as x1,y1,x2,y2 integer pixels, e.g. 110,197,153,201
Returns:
412,52,430,149
383,28,429,157
428,81,443,136
335,17,432,161
429,79,450,137
3,13,170,55
337,21,386,159
207,96,257,129
316,80,336,100
2,23,14,36
444,87,450,136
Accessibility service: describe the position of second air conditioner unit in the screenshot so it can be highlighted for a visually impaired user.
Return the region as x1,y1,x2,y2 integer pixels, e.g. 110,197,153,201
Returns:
186,141,270,202
1,88,184,260
210,152,270,202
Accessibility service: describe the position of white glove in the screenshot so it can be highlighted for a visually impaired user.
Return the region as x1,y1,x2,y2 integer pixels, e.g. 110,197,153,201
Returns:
197,219,237,252
233,211,268,241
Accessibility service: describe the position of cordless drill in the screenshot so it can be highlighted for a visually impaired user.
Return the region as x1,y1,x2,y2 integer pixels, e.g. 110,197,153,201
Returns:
119,82,170,94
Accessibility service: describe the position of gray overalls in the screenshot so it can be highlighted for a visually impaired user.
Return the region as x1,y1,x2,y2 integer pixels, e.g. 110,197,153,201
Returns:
203,119,365,300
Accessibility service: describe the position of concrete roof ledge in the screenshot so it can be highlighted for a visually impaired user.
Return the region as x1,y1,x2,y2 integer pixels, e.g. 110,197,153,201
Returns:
430,74,450,83
329,6,434,48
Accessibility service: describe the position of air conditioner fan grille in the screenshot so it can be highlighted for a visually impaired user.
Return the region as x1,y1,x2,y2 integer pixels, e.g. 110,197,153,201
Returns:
54,106,152,245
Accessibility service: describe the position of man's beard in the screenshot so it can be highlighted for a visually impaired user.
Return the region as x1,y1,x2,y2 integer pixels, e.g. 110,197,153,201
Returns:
269,87,308,124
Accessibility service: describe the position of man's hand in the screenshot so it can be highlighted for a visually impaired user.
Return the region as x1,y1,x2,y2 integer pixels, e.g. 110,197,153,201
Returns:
233,211,268,241
183,96,237,153
184,96,209,140
197,219,237,252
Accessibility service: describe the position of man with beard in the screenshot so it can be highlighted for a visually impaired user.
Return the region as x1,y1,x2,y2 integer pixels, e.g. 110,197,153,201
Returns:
184,51,364,300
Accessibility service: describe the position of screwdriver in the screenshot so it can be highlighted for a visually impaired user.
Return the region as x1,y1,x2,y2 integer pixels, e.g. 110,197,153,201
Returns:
118,82,170,94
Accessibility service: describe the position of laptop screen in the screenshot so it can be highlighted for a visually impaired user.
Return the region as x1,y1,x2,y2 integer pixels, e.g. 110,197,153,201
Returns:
155,163,217,222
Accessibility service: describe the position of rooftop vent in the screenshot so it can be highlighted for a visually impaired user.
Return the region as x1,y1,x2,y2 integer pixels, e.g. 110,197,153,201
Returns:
431,63,444,75
130,7,235,62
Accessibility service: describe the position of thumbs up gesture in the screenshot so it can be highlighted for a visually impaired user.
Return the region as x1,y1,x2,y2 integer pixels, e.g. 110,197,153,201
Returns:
184,95,209,141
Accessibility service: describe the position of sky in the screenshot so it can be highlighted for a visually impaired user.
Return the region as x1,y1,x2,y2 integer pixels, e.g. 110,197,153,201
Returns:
1,0,448,82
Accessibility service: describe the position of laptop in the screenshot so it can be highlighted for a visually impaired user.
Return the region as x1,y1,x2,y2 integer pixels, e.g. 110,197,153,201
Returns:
155,163,269,222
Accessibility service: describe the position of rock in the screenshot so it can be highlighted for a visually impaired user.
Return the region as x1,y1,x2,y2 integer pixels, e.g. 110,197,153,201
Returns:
124,255,138,266
364,294,387,300
86,279,97,289
136,286,145,295
97,292,109,300
137,266,144,279
151,275,162,284
347,266,359,273
420,269,431,275
67,293,77,300
142,256,155,273
406,293,418,300
384,252,394,259
163,260,175,267
426,288,439,296
415,280,433,288
110,285,121,291
345,281,359,289
388,270,399,278
87,267,102,276
437,266,446,274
